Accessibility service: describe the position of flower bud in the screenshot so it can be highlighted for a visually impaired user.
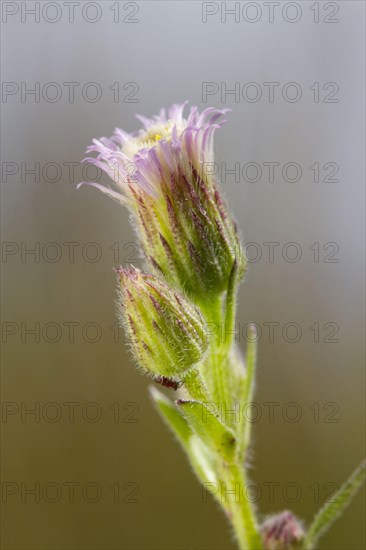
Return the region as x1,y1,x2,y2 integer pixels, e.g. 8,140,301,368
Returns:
80,103,246,302
118,267,208,379
260,511,305,550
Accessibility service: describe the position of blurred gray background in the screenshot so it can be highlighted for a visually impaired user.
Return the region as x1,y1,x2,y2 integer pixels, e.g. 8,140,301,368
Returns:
1,1,365,549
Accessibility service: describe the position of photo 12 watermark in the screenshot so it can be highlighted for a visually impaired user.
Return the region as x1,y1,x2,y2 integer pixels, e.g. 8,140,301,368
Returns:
1,160,341,185
1,81,140,104
201,2,340,24
2,400,140,423
0,240,341,265
1,1,140,24
1,319,341,345
202,81,340,104
1,481,140,503
202,479,342,505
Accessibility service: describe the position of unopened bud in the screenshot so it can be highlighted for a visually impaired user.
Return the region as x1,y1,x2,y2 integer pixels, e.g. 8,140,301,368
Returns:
118,267,208,379
261,511,305,550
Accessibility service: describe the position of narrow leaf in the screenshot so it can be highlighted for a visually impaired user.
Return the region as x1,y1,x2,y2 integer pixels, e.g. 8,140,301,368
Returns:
149,387,218,485
243,324,257,405
150,386,191,446
177,399,236,462
304,460,366,550
235,325,257,457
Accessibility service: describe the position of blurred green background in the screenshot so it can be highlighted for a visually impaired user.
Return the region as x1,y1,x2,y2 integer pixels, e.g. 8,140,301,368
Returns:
1,1,364,549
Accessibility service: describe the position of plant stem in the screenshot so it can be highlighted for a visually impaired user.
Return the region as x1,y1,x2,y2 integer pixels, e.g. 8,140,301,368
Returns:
219,461,263,550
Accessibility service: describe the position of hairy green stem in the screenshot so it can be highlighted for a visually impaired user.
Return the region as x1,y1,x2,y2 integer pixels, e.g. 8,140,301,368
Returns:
220,461,263,550
199,289,262,549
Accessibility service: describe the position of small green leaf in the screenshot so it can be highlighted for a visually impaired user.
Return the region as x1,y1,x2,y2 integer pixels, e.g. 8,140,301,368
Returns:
177,399,236,462
149,387,217,485
235,325,257,458
150,386,192,445
243,325,257,405
304,459,366,550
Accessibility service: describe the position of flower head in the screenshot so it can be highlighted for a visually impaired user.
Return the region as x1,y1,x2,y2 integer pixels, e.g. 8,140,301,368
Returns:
79,103,245,302
118,266,208,380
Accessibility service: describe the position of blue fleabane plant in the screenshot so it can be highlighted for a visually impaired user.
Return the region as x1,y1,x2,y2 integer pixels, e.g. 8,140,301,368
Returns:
79,103,365,549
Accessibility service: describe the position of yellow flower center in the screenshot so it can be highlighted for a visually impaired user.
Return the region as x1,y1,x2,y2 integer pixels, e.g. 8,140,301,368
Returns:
122,120,185,159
